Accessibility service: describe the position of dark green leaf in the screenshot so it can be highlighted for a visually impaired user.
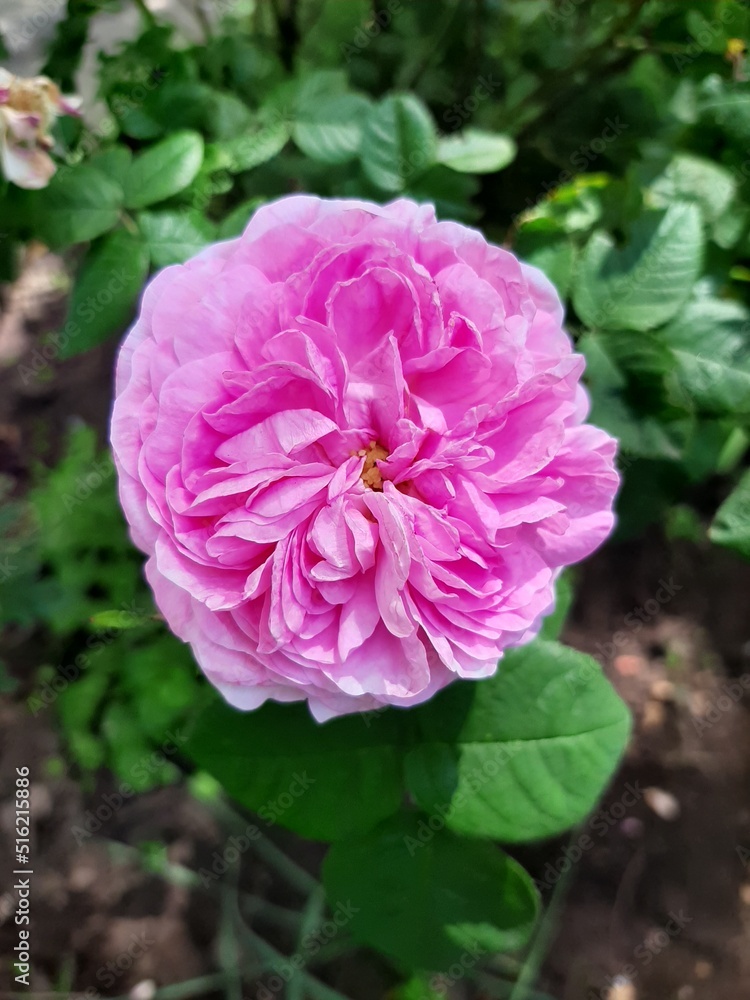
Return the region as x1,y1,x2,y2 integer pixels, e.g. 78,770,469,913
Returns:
186,699,405,841
31,165,123,248
59,229,149,358
323,812,538,970
710,469,750,560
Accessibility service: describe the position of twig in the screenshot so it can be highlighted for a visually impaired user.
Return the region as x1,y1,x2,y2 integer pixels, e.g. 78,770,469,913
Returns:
507,830,581,1000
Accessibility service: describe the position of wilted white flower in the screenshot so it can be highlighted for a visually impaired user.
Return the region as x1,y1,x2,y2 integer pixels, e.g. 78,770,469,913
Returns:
0,68,80,189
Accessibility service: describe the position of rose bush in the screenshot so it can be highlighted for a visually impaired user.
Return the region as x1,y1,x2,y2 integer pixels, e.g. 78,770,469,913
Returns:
111,195,618,720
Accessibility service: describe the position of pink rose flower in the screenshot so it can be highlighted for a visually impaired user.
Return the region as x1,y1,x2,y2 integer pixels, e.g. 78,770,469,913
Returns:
111,196,618,721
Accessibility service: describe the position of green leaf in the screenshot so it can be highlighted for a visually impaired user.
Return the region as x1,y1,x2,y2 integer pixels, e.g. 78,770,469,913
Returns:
90,146,133,189
660,298,750,416
123,131,205,210
30,165,123,248
323,813,538,971
293,92,373,165
573,203,704,331
539,572,574,641
644,153,736,224
710,469,750,560
405,640,630,842
361,94,437,192
138,210,216,267
89,609,146,631
405,166,480,223
185,700,405,841
579,332,684,461
211,110,290,173
59,229,149,358
515,223,577,298
437,129,516,174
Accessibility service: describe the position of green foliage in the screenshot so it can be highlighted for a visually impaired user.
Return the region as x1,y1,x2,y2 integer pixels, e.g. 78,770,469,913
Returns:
187,701,405,841
437,129,517,174
4,0,750,987
404,641,630,842
323,813,539,970
361,94,437,192
573,203,704,331
122,131,205,209
59,229,150,357
710,469,750,559
1,428,204,789
137,211,216,267
28,165,123,248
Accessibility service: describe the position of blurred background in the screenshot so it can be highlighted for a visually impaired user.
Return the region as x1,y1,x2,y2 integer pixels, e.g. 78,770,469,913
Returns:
1,1,750,998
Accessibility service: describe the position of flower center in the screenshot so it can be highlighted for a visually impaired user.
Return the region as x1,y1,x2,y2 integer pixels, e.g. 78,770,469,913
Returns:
355,440,389,491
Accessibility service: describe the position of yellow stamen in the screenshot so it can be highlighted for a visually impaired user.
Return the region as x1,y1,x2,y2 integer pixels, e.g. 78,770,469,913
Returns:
355,440,389,491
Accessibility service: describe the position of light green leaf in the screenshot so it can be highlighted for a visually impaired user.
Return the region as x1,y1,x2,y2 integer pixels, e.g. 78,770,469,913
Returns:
573,203,704,331
644,153,736,223
323,813,539,970
138,210,217,267
710,469,750,560
437,128,516,174
293,92,373,164
405,640,630,842
361,94,437,192
212,111,290,173
31,165,123,248
89,609,146,631
123,131,205,210
661,297,750,415
59,229,149,358
185,700,404,841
